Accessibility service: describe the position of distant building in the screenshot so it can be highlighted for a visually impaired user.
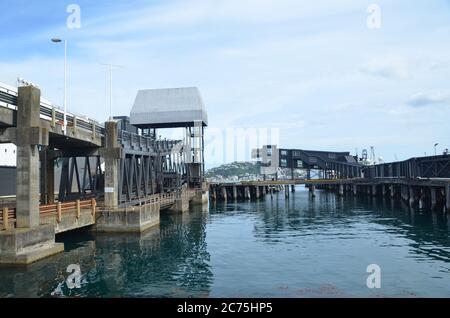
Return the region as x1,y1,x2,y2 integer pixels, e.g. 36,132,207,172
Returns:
0,143,16,167
252,145,358,178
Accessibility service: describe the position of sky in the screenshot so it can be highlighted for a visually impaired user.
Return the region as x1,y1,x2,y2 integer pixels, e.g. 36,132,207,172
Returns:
0,0,449,167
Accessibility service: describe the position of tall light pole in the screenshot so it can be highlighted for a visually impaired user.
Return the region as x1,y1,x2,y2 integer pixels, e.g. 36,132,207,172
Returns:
434,143,439,156
51,38,67,135
100,63,123,121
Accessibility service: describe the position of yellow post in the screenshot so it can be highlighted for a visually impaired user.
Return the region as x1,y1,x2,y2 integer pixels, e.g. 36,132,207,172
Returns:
91,198,96,216
3,207,9,230
57,202,62,223
76,200,81,219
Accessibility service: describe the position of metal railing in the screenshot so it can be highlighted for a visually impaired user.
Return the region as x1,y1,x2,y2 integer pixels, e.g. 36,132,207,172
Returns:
0,82,105,136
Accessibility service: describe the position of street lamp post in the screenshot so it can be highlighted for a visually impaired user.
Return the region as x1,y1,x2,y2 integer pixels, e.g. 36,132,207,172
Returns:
434,143,439,156
51,38,67,135
100,63,123,121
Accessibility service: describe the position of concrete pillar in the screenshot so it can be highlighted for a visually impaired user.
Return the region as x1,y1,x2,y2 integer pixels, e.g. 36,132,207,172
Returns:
353,184,357,196
291,185,296,192
171,190,190,213
418,188,424,209
338,184,344,196
446,184,450,213
409,187,415,207
104,121,120,209
244,186,251,200
255,186,260,199
309,185,316,198
15,86,43,229
221,186,227,201
0,86,64,265
232,186,238,200
430,187,437,210
372,185,377,197
390,185,395,199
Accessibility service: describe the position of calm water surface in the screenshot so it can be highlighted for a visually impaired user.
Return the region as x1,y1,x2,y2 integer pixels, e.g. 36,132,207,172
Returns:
1,187,449,297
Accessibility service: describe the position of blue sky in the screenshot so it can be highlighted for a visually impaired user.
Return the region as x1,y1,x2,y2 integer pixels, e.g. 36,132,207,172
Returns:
1,0,450,165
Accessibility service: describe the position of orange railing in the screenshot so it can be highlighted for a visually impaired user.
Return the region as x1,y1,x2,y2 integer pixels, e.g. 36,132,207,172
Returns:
40,199,97,223
0,198,97,231
0,207,16,230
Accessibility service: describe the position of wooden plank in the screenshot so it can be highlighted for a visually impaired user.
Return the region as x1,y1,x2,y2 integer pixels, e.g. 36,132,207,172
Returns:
3,207,9,230
57,202,62,223
76,200,81,219
91,198,96,216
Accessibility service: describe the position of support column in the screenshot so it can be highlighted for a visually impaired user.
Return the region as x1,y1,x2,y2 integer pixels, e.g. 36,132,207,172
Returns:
245,186,251,200
338,184,344,196
232,186,238,201
409,187,415,208
390,185,395,199
446,184,450,213
222,186,227,201
0,86,63,265
46,155,55,204
104,121,120,209
353,184,357,196
291,185,296,192
372,185,377,197
309,185,316,198
255,186,260,199
430,187,437,210
15,86,42,228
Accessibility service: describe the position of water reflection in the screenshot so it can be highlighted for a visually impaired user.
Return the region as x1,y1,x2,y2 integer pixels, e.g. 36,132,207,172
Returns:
1,187,449,297
0,206,213,298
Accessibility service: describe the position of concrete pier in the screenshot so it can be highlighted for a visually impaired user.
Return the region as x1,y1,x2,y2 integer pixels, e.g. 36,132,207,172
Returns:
430,187,437,210
446,184,450,212
244,187,251,200
232,186,238,201
0,86,63,265
96,201,160,233
409,187,415,208
222,187,228,201
103,121,120,209
309,185,316,198
337,184,344,196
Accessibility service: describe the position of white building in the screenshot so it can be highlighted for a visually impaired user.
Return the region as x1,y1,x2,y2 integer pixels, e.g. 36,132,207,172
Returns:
0,143,16,167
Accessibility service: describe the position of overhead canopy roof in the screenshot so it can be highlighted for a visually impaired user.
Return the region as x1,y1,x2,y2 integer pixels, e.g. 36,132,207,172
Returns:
130,87,208,128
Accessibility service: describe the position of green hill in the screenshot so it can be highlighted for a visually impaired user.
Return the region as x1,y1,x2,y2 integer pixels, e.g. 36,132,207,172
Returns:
205,162,261,179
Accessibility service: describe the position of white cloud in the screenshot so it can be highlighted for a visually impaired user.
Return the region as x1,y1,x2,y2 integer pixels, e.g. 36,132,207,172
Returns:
408,91,450,107
360,56,411,79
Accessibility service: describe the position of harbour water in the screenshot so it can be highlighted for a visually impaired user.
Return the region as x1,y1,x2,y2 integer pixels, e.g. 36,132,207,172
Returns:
0,187,449,298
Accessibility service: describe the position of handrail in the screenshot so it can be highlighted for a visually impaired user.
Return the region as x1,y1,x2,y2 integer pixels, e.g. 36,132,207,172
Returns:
0,198,97,230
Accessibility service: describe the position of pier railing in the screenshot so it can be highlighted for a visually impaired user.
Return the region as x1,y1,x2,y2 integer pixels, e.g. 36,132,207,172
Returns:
0,199,97,231
0,207,16,231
